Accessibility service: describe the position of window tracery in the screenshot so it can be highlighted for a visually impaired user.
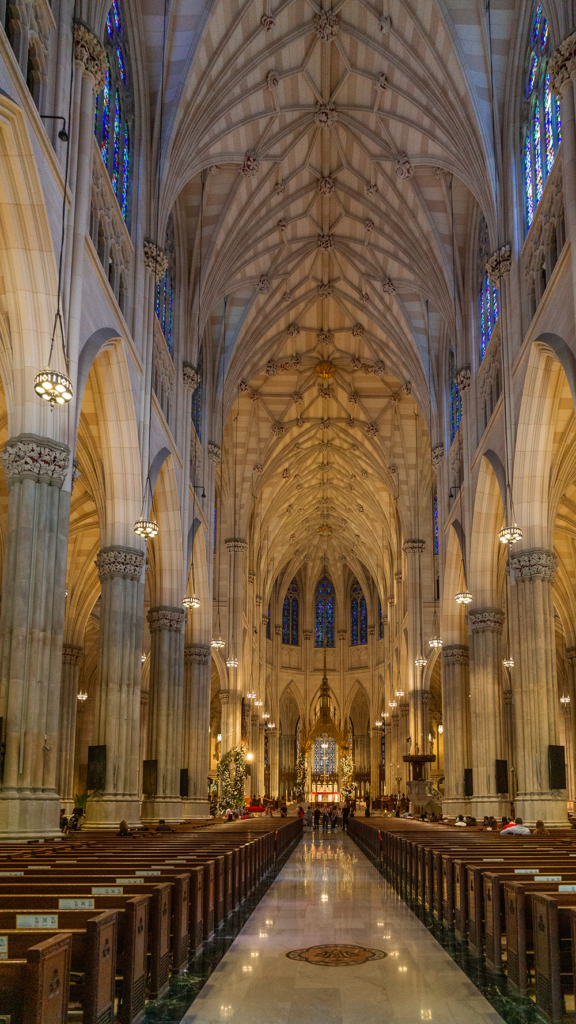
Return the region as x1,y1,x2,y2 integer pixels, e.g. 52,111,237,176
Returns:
477,217,499,364
192,348,203,439
315,575,335,647
350,578,367,645
156,214,175,355
449,348,462,444
282,578,299,646
523,5,561,232
314,737,335,774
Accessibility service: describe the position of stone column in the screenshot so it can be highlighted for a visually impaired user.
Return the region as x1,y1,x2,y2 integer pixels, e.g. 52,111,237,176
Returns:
142,607,185,823
220,687,243,757
565,649,576,804
403,539,428,756
399,701,410,794
0,435,71,837
468,608,509,819
57,644,82,811
371,726,381,802
87,547,145,827
549,36,576,321
268,727,279,799
222,538,247,751
384,718,392,796
441,645,470,816
390,712,399,796
509,549,565,824
257,720,265,797
182,643,211,818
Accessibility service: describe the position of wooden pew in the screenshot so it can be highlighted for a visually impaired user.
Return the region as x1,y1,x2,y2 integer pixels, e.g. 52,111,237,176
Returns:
0,932,71,1024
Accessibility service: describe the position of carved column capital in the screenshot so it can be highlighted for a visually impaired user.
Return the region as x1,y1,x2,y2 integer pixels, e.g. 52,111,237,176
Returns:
420,689,432,704
456,366,471,393
96,546,145,583
442,644,469,665
1,434,70,488
549,33,576,95
274,624,282,636
509,548,558,582
184,643,210,665
183,363,200,392
566,647,576,665
62,644,82,666
143,239,168,280
207,442,221,465
73,21,107,93
400,702,410,718
225,538,248,553
486,244,512,284
503,690,513,706
337,629,347,641
403,539,425,554
431,443,444,467
468,607,504,634
303,629,313,641
220,689,230,705
147,606,185,632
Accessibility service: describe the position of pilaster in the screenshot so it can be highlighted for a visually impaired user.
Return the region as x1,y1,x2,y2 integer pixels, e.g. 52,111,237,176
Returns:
182,644,211,818
142,606,185,823
440,645,471,816
468,608,509,819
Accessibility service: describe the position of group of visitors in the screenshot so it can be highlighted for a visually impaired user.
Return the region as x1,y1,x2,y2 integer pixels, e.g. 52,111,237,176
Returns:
296,801,357,831
452,813,547,834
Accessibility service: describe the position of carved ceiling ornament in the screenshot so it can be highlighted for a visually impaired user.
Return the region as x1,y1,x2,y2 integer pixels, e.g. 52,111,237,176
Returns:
318,233,335,251
318,283,333,297
257,273,272,293
318,176,335,195
382,276,396,295
240,150,259,177
315,101,338,129
376,73,388,91
395,153,413,179
266,70,279,89
318,330,334,345
314,10,339,41
287,322,300,337
2,435,70,487
261,13,275,31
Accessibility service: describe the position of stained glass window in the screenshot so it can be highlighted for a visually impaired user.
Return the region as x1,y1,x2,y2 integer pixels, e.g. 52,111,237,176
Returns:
314,737,335,774
156,215,175,355
523,5,561,231
282,579,299,646
192,347,203,438
378,598,384,640
350,579,367,645
477,216,499,363
450,376,462,443
433,493,439,555
315,575,335,647
94,1,133,226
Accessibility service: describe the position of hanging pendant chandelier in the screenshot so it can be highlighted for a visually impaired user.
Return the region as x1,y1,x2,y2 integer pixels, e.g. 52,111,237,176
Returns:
254,699,263,707
499,524,522,544
389,700,397,708
34,367,73,406
561,694,571,705
247,690,256,699
77,689,88,702
455,589,472,605
134,517,158,539
429,635,443,649
415,655,427,667
226,655,238,668
211,635,225,649
262,712,270,720
183,595,200,610
503,656,514,668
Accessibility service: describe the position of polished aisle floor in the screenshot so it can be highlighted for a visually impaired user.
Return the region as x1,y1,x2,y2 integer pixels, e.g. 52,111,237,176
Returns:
181,832,505,1024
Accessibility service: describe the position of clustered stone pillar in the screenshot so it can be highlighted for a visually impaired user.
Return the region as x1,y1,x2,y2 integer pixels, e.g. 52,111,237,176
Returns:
57,644,82,810
403,539,428,758
182,643,211,817
441,645,470,815
143,607,185,823
509,549,566,824
371,726,381,800
0,435,71,837
468,608,509,819
250,713,261,799
89,546,145,828
565,649,576,803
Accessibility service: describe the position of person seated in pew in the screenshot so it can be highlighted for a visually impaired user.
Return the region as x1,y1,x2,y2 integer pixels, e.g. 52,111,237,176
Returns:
59,808,68,832
117,819,133,836
501,816,510,828
533,818,549,835
454,814,467,826
155,818,174,832
501,816,531,835
466,816,477,826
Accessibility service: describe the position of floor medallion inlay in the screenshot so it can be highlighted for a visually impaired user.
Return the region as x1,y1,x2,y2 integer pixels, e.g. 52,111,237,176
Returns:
286,943,388,966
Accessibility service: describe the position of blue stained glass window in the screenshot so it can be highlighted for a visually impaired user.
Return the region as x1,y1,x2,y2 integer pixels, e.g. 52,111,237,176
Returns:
95,3,132,227
478,269,499,363
116,46,126,83
282,579,299,646
434,493,439,555
315,575,335,647
378,598,383,640
450,376,462,442
156,216,175,355
350,579,367,645
192,348,203,438
523,6,560,232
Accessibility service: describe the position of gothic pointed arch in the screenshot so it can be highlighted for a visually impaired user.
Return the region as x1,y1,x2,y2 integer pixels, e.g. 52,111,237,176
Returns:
314,574,335,648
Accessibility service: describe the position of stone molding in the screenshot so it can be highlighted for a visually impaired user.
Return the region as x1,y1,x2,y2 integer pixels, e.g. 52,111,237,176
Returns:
503,690,513,706
486,244,512,284
207,442,221,464
143,239,168,279
1,434,71,487
96,546,145,583
275,625,281,636
140,691,149,706
509,548,558,581
183,363,200,392
549,33,576,95
388,597,395,606
184,643,210,665
73,21,107,93
225,538,248,553
303,629,313,640
431,443,444,467
456,366,471,393
421,689,432,704
62,644,82,666
442,645,469,665
261,615,268,626
147,606,185,633
468,607,504,634
566,647,576,665
403,539,425,554
394,572,402,583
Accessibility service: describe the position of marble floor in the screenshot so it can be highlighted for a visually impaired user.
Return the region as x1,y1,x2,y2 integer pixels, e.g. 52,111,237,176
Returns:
180,833,505,1024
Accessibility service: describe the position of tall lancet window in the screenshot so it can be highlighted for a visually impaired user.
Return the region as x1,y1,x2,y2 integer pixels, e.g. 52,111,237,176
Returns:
350,579,367,645
449,347,462,443
477,216,499,363
94,0,134,225
282,578,299,646
156,214,175,354
315,575,335,648
523,5,561,231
